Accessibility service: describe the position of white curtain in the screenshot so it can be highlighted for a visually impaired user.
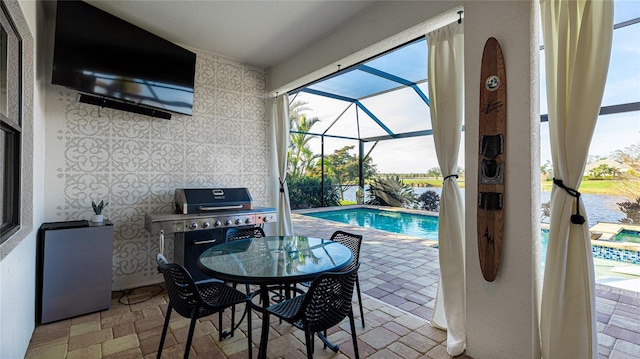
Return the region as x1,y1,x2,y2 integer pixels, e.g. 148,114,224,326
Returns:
539,1,613,358
427,22,466,356
273,94,294,235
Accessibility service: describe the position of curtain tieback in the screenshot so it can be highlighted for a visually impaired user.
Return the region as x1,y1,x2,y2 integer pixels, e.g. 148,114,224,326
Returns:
443,174,459,183
279,178,286,193
553,178,585,225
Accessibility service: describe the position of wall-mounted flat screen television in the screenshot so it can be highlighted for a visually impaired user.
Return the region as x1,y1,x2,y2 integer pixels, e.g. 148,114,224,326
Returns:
52,0,196,117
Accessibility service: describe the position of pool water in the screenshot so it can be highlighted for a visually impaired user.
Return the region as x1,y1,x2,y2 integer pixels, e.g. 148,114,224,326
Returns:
304,208,640,284
615,230,640,244
305,208,439,240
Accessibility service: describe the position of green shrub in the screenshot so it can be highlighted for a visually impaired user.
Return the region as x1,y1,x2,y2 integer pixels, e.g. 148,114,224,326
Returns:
418,190,440,212
288,177,340,209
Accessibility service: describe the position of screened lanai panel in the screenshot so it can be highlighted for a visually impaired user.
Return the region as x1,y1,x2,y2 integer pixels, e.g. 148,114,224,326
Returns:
305,135,321,149
368,137,433,173
614,0,640,24
322,137,361,156
306,69,403,100
587,112,640,157
601,22,640,106
304,37,428,101
323,104,392,139
363,38,427,84
538,0,639,200
291,33,434,143
294,91,393,139
540,110,640,184
539,18,639,114
364,136,465,174
291,92,351,133
359,84,432,134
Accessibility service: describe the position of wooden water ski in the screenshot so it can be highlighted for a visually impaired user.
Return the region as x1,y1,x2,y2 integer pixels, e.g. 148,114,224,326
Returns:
477,37,506,282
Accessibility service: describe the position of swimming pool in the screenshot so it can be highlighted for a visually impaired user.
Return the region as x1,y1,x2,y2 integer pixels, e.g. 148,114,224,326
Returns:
304,207,640,266
305,208,439,240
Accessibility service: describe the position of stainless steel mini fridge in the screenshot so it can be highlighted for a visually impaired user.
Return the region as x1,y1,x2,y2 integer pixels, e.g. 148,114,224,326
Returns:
37,221,113,324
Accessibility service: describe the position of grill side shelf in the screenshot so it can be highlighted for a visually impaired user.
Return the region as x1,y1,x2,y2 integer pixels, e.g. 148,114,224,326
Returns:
144,209,278,235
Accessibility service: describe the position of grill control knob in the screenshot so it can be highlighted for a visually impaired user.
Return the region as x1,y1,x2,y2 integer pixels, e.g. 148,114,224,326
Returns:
202,222,211,228
189,222,198,230
214,221,221,227
263,216,269,223
245,218,252,224
235,219,242,225
225,219,232,226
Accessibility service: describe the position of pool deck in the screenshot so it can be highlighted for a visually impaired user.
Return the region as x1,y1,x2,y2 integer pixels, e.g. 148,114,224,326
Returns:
292,208,640,358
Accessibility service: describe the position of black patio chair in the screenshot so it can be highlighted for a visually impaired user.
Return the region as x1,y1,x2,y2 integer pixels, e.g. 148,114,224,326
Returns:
261,264,361,359
329,230,365,327
156,253,252,359
300,230,365,327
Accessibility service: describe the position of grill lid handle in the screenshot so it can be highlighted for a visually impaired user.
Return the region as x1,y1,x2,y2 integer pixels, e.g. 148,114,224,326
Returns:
197,205,243,211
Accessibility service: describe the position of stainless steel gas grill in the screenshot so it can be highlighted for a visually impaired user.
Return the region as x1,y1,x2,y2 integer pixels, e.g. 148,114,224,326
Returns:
145,188,277,281
174,188,253,214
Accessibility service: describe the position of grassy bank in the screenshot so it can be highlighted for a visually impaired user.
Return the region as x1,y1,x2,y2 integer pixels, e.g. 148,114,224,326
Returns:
541,179,628,195
400,178,466,189
397,178,626,196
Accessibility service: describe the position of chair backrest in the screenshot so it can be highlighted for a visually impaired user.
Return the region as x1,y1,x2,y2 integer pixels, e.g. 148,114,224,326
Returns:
226,227,266,242
156,253,204,318
301,264,360,333
330,231,362,270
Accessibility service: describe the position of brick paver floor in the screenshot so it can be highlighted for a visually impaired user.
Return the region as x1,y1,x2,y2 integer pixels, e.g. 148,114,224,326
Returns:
292,209,640,359
25,209,639,358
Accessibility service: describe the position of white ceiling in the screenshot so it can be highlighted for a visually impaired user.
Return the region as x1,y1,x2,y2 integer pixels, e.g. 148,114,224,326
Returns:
72,0,379,69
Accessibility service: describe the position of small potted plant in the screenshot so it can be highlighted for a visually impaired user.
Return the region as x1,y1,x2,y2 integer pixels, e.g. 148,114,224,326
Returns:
91,200,109,223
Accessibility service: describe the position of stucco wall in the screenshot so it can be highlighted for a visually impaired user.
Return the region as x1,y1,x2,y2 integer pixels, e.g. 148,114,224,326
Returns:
43,42,275,290
0,0,41,357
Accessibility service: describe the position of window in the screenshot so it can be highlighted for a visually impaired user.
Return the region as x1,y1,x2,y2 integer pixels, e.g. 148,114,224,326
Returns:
0,2,21,244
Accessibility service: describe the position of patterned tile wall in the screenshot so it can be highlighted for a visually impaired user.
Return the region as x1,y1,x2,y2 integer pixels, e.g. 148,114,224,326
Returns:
44,50,274,290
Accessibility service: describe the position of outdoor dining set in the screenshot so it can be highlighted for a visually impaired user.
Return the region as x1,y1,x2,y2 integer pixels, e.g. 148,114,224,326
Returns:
155,229,365,359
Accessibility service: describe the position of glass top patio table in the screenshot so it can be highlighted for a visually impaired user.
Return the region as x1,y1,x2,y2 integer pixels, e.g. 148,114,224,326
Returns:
199,235,353,359
198,235,353,285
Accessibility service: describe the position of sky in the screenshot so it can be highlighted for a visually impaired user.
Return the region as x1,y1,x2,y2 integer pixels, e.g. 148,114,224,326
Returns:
293,1,640,174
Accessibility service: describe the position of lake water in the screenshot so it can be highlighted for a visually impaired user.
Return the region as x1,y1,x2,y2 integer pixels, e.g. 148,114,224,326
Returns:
341,186,628,227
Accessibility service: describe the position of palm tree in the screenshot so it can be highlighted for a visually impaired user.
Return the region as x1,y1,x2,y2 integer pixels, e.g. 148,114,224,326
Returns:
288,101,320,178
